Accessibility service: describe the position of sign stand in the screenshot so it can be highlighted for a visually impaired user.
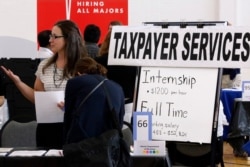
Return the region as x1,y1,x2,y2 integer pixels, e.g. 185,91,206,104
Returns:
131,21,227,167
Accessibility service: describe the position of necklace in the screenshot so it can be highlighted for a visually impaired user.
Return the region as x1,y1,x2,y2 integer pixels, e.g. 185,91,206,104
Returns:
53,63,64,88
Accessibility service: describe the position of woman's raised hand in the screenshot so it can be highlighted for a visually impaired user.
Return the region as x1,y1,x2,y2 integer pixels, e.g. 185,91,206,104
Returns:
1,66,21,84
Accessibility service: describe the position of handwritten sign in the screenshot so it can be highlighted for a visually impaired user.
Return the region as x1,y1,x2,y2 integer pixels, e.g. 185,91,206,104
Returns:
135,67,219,143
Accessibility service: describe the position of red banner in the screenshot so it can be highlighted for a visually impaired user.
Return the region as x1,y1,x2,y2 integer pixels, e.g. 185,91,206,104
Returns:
37,0,128,44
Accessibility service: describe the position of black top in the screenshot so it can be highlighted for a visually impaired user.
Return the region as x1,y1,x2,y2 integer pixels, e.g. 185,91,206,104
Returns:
95,54,137,102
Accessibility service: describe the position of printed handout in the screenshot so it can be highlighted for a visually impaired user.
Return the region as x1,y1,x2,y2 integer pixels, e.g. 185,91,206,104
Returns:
35,91,64,123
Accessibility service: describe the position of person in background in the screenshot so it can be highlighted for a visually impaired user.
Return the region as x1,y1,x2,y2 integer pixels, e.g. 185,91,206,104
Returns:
0,96,4,107
83,24,101,58
0,72,4,106
98,20,123,48
63,57,125,144
1,20,87,149
221,68,241,89
37,29,54,59
0,70,9,129
95,30,137,103
108,20,123,30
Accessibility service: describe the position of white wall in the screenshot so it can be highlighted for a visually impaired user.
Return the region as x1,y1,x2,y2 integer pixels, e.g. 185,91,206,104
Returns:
0,0,249,80
0,0,37,59
129,0,250,81
128,0,219,26
0,0,36,41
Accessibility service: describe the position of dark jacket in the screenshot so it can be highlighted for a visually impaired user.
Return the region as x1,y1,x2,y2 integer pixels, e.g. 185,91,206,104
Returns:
63,74,125,144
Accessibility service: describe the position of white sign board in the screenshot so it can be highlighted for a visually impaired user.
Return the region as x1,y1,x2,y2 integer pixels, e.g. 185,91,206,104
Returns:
135,67,219,143
108,26,250,68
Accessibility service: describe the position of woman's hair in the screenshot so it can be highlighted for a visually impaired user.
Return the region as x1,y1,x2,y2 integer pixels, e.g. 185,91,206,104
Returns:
43,20,87,78
98,30,111,56
109,20,122,30
74,57,107,77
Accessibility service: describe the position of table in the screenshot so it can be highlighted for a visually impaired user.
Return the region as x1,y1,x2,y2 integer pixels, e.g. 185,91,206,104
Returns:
220,89,242,140
0,148,170,167
0,155,64,167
